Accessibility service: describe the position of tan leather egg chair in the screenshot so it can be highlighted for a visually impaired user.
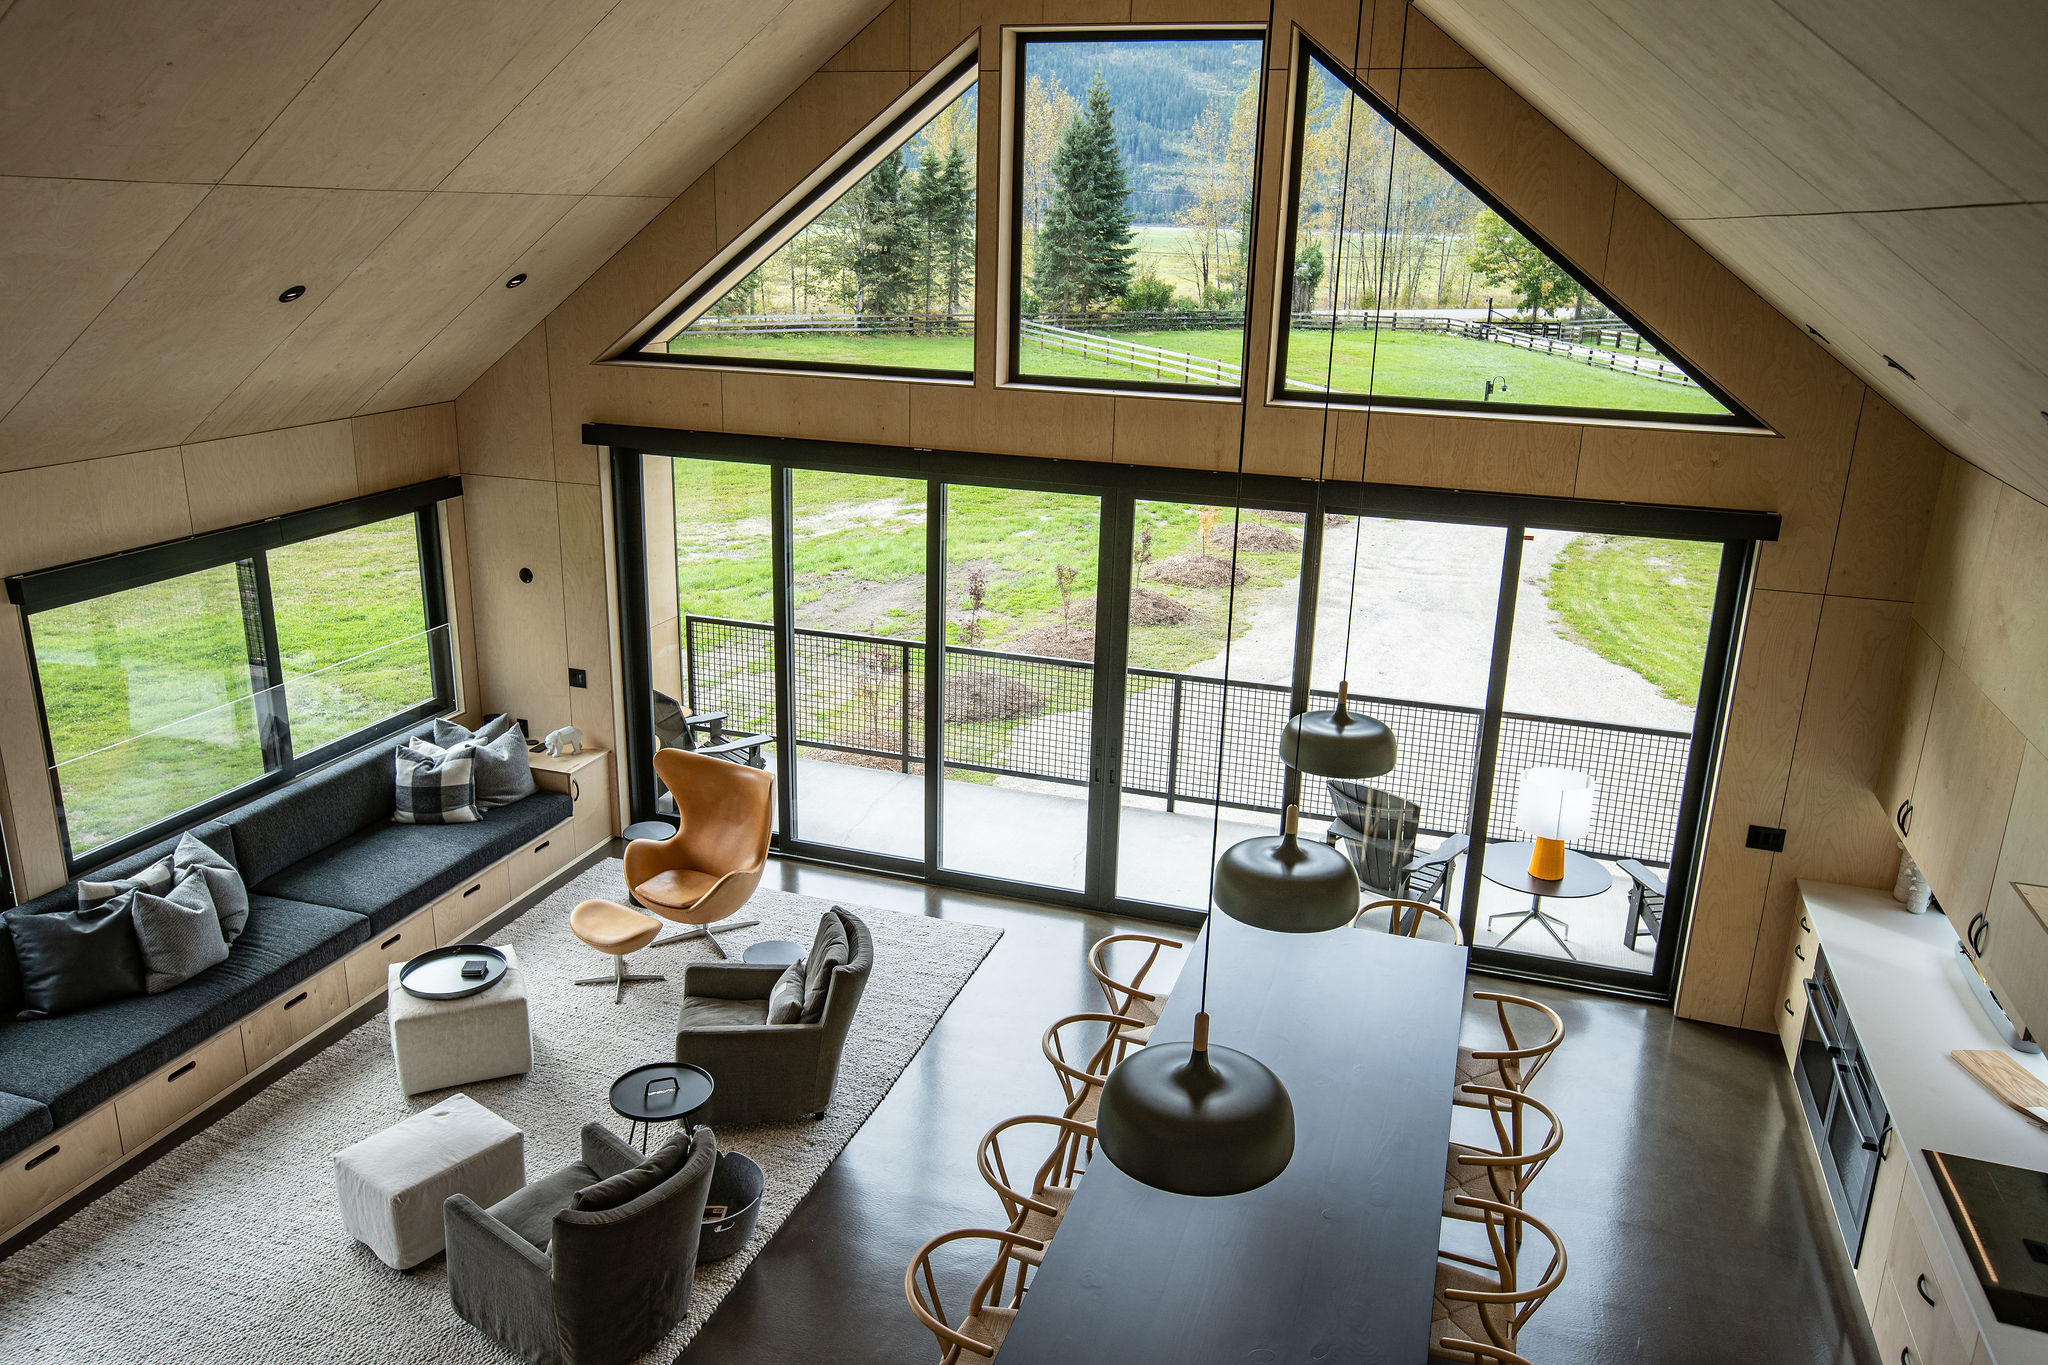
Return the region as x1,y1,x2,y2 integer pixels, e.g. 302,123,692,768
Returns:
625,748,775,959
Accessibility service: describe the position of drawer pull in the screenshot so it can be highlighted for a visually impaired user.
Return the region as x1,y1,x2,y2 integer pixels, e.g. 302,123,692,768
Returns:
463,884,481,898
283,990,309,1011
534,840,550,854
1916,1274,1935,1307
23,1144,59,1171
1800,916,1811,932
571,777,581,801
1794,944,1805,961
1901,1350,1913,1365
380,933,403,950
1784,999,1795,1016
168,1061,197,1083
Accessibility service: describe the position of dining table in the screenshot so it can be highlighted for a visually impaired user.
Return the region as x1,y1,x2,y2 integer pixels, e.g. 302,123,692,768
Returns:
997,916,1470,1364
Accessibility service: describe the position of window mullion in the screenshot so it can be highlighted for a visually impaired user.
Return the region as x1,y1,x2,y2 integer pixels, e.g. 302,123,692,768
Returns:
239,553,295,775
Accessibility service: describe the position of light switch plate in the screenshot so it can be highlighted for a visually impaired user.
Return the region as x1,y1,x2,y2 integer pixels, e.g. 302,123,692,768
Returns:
568,668,587,688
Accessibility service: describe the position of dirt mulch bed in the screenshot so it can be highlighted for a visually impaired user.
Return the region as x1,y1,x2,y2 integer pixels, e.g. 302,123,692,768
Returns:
1266,511,1348,526
814,731,924,775
907,670,1046,721
1074,586,1192,628
1224,524,1302,554
1149,553,1246,588
1008,624,1097,661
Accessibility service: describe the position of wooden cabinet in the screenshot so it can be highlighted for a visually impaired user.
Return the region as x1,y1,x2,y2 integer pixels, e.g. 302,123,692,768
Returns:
1889,1185,1976,1365
1876,623,1943,830
1855,1135,1909,1312
1909,658,2024,935
344,914,436,1005
509,821,571,898
240,962,348,1070
432,860,511,946
0,1105,121,1234
113,1029,246,1153
1776,906,1820,1066
531,747,613,858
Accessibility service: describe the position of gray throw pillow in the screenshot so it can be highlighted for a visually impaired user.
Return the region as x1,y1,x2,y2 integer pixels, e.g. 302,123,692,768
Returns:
130,871,229,994
393,743,480,824
801,914,850,1024
572,1129,693,1212
432,716,535,810
77,853,174,910
767,958,807,1024
173,830,248,944
6,899,146,1018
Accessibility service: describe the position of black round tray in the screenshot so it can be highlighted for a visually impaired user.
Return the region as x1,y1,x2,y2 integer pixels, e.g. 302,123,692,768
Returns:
398,944,509,1000
610,1062,715,1125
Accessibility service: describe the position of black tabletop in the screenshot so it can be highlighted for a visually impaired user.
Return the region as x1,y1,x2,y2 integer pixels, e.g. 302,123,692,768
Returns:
1478,839,1612,898
998,920,1468,1365
609,1063,714,1125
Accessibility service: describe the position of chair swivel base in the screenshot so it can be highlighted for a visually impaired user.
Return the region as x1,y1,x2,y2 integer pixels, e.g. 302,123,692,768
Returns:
647,918,760,959
1486,900,1577,960
575,953,665,1002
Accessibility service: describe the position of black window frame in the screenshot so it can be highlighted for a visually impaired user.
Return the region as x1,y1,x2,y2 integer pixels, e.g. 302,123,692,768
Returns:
6,477,461,875
1272,31,1765,431
614,50,984,384
1004,25,1271,399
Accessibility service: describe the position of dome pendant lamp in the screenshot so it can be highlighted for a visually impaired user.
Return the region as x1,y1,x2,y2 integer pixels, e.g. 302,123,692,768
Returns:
1278,679,1397,778
1214,804,1359,933
1096,1008,1294,1197
1096,1,1293,1198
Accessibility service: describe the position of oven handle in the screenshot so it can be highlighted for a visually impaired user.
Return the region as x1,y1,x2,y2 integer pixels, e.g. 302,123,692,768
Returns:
1802,976,1846,1054
1831,1057,1885,1153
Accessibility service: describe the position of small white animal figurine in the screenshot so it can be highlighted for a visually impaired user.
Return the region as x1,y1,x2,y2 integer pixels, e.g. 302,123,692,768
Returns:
543,726,583,757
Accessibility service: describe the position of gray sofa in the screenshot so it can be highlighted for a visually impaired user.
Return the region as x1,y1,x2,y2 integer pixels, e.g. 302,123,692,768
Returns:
0,726,572,1159
445,1123,717,1365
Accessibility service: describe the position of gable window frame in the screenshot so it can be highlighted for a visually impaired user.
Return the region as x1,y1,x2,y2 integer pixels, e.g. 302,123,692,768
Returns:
1272,31,1765,432
612,46,983,384
6,478,461,874
1002,24,1271,400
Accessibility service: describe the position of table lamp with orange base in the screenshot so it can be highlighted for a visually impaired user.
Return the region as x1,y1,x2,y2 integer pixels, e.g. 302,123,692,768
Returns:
1518,767,1596,882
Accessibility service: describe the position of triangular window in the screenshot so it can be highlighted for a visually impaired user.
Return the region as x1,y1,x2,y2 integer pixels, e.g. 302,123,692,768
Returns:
1278,38,1753,425
626,54,978,378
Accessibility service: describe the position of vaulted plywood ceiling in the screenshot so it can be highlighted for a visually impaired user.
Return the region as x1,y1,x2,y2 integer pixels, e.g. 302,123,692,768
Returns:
0,0,888,474
1417,0,2048,504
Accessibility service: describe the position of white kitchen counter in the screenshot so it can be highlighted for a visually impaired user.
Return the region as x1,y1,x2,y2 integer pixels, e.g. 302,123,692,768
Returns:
1804,880,2048,1365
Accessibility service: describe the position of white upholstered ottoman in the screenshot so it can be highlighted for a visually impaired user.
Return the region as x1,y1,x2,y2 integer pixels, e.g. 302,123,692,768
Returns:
334,1093,523,1270
387,945,533,1096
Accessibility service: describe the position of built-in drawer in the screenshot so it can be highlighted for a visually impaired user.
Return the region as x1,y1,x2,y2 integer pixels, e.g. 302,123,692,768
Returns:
344,913,434,1004
1857,1135,1910,1314
1891,1179,1976,1365
1872,1269,1914,1365
0,1104,121,1233
114,1029,246,1153
1777,915,1820,1067
241,962,348,1071
433,860,511,946
510,821,572,896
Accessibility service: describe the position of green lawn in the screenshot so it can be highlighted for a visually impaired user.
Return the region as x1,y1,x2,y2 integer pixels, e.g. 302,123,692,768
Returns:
1545,535,1718,707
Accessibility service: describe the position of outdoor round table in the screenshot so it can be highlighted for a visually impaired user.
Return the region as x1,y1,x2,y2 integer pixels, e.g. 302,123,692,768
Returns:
1479,839,1610,961
609,1062,714,1152
742,939,803,967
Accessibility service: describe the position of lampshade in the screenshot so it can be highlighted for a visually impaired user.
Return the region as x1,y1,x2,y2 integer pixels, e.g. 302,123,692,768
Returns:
1096,1011,1295,1196
1213,806,1359,933
1278,681,1396,778
1517,767,1596,840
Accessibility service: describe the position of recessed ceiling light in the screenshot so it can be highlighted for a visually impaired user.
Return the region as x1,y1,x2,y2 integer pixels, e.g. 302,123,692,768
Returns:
277,285,306,303
1883,354,1916,380
505,273,526,289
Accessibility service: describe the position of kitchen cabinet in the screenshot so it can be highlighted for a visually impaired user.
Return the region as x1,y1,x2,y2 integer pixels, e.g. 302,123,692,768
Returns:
1876,624,1943,831
1888,655,2023,936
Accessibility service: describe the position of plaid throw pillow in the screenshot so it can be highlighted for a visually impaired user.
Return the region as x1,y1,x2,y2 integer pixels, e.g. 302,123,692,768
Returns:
393,745,480,824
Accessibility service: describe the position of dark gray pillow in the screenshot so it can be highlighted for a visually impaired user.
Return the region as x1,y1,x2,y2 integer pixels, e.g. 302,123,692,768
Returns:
173,830,248,944
393,743,480,824
131,871,229,994
77,853,173,910
801,914,850,1023
572,1129,693,1212
767,958,807,1024
6,900,146,1018
433,716,535,810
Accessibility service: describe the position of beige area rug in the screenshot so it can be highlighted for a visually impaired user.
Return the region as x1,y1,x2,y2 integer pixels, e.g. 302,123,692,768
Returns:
0,860,1000,1362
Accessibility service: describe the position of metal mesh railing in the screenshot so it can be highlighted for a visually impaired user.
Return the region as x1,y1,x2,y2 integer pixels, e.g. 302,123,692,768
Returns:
684,615,1693,864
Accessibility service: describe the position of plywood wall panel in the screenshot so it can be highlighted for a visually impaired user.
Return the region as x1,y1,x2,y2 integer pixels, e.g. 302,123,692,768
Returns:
720,372,911,446
1912,453,2001,668
1113,397,1242,471
1961,483,2048,758
461,474,572,739
710,71,913,249
909,384,1114,461
181,422,359,532
826,0,911,71
352,404,459,492
557,481,617,756
1350,410,1581,497
1826,389,1950,602
0,448,192,578
0,607,66,898
547,359,721,486
438,498,482,722
547,186,718,372
457,326,555,482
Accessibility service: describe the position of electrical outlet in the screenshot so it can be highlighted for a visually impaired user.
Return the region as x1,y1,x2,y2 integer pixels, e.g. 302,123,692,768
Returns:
1746,825,1786,852
568,668,587,689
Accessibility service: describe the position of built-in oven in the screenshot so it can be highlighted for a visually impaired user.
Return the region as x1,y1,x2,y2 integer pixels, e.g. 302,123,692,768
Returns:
1794,945,1892,1260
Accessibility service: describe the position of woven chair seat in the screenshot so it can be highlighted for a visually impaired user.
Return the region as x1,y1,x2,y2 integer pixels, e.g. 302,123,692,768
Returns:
1431,1262,1514,1360
1443,1145,1518,1217
1008,1186,1076,1265
960,1304,1017,1356
1452,1047,1522,1105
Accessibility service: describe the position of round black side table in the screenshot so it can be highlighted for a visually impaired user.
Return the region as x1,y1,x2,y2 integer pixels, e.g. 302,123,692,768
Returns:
743,939,803,967
1478,839,1611,961
609,1062,714,1152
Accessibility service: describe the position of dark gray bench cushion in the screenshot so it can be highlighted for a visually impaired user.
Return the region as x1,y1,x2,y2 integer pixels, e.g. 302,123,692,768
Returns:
0,1092,53,1163
1,821,236,1021
224,736,419,886
0,895,368,1130
252,791,573,931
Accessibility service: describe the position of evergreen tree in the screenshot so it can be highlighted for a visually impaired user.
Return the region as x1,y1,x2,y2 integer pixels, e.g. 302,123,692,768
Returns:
840,149,918,317
1031,74,1136,313
911,141,973,318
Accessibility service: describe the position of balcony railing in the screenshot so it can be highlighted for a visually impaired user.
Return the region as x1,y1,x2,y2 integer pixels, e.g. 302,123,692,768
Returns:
682,615,1692,865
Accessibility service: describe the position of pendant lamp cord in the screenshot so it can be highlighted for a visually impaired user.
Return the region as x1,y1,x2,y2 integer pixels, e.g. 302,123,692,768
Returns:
1201,0,1283,1023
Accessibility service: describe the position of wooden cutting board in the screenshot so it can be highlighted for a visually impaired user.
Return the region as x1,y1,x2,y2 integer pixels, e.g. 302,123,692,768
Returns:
1953,1049,2048,1129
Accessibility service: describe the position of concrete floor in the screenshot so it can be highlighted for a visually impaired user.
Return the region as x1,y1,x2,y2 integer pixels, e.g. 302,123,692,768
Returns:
677,857,1874,1365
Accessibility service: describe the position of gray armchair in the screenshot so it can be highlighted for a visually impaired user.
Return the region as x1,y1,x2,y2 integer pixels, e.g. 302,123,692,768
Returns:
675,907,873,1125
444,1122,716,1365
